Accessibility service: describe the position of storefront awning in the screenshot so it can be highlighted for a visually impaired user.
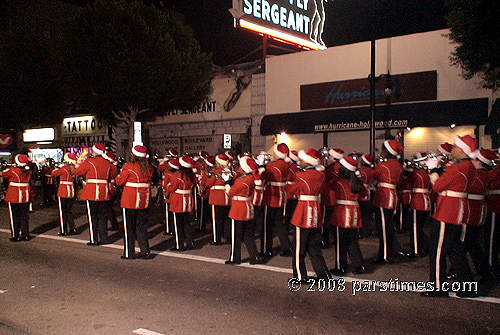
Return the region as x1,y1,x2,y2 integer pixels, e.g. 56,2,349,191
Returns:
261,98,489,135
485,99,500,135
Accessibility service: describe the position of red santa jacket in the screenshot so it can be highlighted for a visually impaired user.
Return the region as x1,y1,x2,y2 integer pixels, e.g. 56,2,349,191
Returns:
409,168,431,212
488,167,500,214
115,162,154,210
330,178,364,229
263,159,289,208
166,171,194,213
286,162,299,200
359,166,374,202
432,159,475,225
74,156,114,201
399,173,412,205
466,168,489,226
228,173,255,221
288,168,324,229
205,167,231,206
2,167,31,203
162,169,177,204
199,168,211,199
109,164,118,197
321,162,339,206
41,166,56,185
372,159,403,210
51,166,75,198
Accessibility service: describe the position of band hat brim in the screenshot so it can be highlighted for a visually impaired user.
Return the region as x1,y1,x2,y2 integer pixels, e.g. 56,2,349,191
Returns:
215,156,229,166
329,149,344,160
15,155,27,166
383,140,398,156
273,144,288,159
168,162,179,169
476,150,491,165
454,136,475,158
180,158,192,168
93,145,105,156
239,156,254,173
131,147,147,158
340,158,357,171
298,149,320,167
361,155,371,166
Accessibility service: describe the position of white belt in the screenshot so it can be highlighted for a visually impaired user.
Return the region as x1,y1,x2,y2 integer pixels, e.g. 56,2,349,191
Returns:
175,189,192,194
45,175,53,178
211,185,225,190
439,190,467,198
87,179,108,184
233,196,251,201
60,181,74,185
489,190,500,195
379,182,396,189
413,188,430,193
337,200,359,206
255,186,264,190
402,190,411,193
286,181,294,185
270,182,286,187
10,182,29,187
468,194,485,201
125,182,150,188
299,195,319,201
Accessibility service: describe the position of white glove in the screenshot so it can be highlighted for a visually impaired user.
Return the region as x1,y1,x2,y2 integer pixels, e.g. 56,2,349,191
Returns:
425,157,440,169
221,171,231,182
256,155,265,166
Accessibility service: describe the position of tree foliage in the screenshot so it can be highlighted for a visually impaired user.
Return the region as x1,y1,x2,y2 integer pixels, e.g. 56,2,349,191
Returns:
57,0,213,128
446,0,500,91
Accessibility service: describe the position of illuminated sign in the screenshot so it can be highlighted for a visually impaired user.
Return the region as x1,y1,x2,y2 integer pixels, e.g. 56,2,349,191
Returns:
62,115,108,137
133,121,143,146
23,128,55,142
230,0,327,50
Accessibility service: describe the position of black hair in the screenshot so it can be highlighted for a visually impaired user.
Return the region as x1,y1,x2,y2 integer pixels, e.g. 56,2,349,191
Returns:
180,166,194,183
338,165,363,194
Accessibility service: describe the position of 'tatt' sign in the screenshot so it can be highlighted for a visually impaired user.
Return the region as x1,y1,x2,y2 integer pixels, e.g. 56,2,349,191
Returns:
230,0,327,50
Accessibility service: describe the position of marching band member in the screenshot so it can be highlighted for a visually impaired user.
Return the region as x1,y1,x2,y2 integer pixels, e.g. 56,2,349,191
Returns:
284,150,299,235
40,158,56,207
261,143,293,257
74,143,116,246
2,154,32,241
205,153,232,245
397,161,413,233
372,139,405,264
408,153,431,257
486,151,500,276
330,156,367,275
358,154,376,237
421,135,478,297
198,155,215,232
115,145,154,259
193,150,209,223
224,156,265,265
254,151,269,246
288,148,331,281
103,151,119,231
159,157,179,235
167,155,196,251
51,153,78,236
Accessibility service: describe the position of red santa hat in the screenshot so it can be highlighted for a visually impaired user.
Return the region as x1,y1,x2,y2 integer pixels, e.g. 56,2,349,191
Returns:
274,143,289,160
328,148,344,160
438,142,453,156
239,156,258,174
168,149,179,157
132,145,148,158
340,156,358,171
361,154,375,166
103,151,116,162
216,153,230,166
289,150,299,162
225,150,235,161
180,155,194,168
92,143,106,156
414,152,428,160
64,153,77,164
298,148,325,171
205,155,216,167
383,139,404,157
168,159,180,170
454,135,477,158
15,154,29,167
476,149,496,166
199,150,209,158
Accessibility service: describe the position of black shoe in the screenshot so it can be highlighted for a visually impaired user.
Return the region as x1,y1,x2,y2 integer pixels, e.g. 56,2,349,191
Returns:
456,290,481,298
223,239,231,245
225,260,241,265
169,247,183,251
184,242,195,251
330,268,348,276
163,232,169,235
249,257,266,265
67,229,78,235
260,251,273,258
9,237,21,242
57,232,67,236
352,266,367,274
137,252,153,259
210,241,223,246
372,258,390,264
120,255,135,260
446,273,457,280
420,290,449,298
97,241,109,246
280,249,293,257
20,236,31,241
87,242,97,246
396,250,410,258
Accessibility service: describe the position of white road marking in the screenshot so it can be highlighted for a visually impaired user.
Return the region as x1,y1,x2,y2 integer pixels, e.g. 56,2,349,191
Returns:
133,328,165,335
1,228,499,305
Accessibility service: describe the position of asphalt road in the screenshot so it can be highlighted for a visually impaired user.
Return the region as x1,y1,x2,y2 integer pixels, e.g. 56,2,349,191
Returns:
1,200,500,335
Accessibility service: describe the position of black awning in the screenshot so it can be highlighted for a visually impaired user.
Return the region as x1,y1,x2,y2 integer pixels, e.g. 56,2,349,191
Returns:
485,99,500,135
261,98,489,135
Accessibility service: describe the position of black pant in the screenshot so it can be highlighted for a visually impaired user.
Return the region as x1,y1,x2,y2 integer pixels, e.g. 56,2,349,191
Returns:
396,203,411,231
229,219,259,262
42,184,56,206
322,205,334,245
485,212,500,269
8,202,29,238
86,200,108,244
164,203,174,234
410,209,429,255
122,208,149,258
173,212,194,250
360,200,376,236
57,197,75,234
106,196,119,230
212,205,230,243
262,206,292,254
375,207,401,262
428,220,474,290
334,226,364,270
198,197,211,231
254,205,265,239
292,227,330,281
462,225,489,277
284,198,298,233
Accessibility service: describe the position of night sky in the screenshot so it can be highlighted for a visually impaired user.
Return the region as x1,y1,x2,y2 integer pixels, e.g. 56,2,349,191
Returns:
62,0,449,66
